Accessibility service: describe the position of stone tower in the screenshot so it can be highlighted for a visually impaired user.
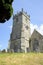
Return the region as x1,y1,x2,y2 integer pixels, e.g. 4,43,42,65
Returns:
8,9,31,53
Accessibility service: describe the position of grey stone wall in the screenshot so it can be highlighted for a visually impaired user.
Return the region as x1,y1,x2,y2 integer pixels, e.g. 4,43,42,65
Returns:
29,29,43,52
8,10,31,53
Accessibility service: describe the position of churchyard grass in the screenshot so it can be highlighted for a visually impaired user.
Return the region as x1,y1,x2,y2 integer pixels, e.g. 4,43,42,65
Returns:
0,53,43,65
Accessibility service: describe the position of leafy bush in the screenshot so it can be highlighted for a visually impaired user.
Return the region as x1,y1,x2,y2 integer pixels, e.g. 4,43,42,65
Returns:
0,0,13,23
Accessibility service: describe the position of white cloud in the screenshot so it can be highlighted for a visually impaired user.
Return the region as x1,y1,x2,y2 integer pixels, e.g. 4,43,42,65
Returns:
8,25,12,30
30,23,43,35
8,25,12,33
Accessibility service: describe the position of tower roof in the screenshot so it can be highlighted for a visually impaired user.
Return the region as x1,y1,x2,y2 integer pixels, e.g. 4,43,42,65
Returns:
31,29,43,39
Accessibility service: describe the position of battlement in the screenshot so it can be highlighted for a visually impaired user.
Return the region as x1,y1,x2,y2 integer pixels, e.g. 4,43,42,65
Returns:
13,8,30,20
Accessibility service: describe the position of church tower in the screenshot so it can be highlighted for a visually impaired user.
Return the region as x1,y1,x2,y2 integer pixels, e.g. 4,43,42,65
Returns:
8,9,31,53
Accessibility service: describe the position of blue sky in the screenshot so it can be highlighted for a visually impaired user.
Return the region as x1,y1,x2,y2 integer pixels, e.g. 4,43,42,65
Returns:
0,0,43,50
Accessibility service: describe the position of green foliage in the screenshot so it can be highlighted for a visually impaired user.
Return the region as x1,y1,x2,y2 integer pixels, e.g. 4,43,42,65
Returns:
0,0,13,23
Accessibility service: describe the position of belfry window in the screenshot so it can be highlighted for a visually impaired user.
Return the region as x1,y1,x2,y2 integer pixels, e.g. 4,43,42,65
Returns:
25,25,29,30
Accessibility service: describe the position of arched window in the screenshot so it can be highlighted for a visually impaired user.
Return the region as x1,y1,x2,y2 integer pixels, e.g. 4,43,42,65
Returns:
33,38,39,52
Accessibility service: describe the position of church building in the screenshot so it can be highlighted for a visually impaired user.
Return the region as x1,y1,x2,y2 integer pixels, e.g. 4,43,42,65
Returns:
8,9,31,53
8,9,43,53
29,29,43,52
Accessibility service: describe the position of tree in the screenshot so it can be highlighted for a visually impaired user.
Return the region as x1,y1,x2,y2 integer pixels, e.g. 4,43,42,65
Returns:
0,0,13,23
1,49,6,53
